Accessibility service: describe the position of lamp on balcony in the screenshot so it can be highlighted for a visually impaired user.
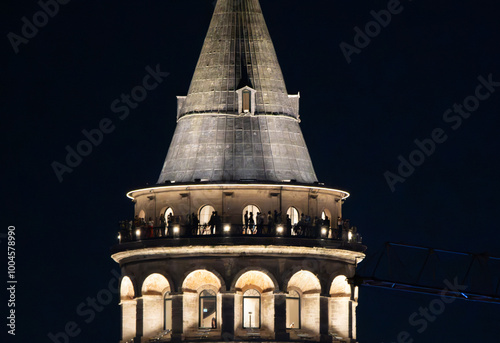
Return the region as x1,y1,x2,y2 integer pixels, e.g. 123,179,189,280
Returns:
321,226,328,238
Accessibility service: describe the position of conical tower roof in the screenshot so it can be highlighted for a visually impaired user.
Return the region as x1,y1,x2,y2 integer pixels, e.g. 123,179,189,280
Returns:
157,0,318,184
179,0,297,117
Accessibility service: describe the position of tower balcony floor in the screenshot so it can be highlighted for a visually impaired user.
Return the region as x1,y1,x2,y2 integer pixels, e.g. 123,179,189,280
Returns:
111,230,366,258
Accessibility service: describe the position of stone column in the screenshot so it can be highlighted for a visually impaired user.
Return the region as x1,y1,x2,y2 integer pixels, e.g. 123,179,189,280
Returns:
221,292,235,340
171,293,183,343
121,299,137,342
320,295,332,343
274,292,289,340
135,298,143,342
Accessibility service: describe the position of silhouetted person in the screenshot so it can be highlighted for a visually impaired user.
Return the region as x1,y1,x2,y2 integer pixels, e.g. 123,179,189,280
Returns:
249,212,255,234
191,213,199,235
267,211,274,235
286,214,292,236
214,211,222,234
244,210,249,233
209,211,216,234
257,212,264,235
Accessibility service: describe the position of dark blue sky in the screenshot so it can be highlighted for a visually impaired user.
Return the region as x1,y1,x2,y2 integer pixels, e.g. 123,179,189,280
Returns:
2,0,500,342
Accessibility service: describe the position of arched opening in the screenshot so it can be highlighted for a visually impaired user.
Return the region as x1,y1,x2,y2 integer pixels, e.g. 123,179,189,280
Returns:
159,207,174,236
330,275,351,297
287,207,299,235
120,277,136,341
242,204,260,234
120,277,135,301
243,289,261,328
234,270,275,333
142,274,171,339
199,205,216,234
329,275,352,339
182,270,222,334
199,290,217,329
321,209,332,227
287,270,321,333
286,290,300,329
138,210,146,220
287,207,299,225
164,207,174,223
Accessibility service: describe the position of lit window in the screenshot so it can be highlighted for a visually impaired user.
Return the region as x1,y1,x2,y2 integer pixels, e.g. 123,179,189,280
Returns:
243,90,251,113
286,290,300,329
199,290,217,329
243,289,261,328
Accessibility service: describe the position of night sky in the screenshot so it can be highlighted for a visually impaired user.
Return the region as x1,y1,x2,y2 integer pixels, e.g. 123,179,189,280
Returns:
2,0,500,342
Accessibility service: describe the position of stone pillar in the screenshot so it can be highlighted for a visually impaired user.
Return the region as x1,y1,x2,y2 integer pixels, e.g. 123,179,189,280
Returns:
171,293,183,343
221,292,235,340
351,298,358,341
274,292,289,340
135,298,143,342
142,295,164,340
320,295,332,343
121,299,137,342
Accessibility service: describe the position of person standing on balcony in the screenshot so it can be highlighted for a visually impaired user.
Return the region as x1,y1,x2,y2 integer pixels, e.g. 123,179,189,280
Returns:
191,213,199,236
267,211,274,235
244,210,249,234
257,212,264,235
248,212,255,234
337,217,343,240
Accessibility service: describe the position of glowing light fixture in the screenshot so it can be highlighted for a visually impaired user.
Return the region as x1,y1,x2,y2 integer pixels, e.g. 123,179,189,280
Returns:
321,227,328,237
276,225,284,234
135,229,141,238
224,224,231,232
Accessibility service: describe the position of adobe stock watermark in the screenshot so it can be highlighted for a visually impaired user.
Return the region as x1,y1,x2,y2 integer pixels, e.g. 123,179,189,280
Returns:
7,0,71,54
47,269,121,343
340,0,414,64
51,64,170,183
381,277,467,343
384,73,500,192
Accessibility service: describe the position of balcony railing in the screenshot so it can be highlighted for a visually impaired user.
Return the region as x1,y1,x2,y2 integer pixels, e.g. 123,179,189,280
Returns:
117,221,362,245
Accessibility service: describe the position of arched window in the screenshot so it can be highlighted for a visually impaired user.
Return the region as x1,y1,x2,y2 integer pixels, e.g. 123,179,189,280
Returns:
321,209,332,227
287,207,299,225
199,290,217,329
164,292,172,330
243,289,261,328
242,205,260,226
286,290,300,329
164,207,174,221
138,210,146,221
199,205,216,231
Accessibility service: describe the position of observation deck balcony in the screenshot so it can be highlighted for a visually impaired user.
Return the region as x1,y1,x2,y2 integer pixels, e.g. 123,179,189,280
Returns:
113,223,365,255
